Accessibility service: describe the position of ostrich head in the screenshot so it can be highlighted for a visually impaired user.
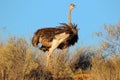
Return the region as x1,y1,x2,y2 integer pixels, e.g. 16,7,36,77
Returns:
69,4,75,10
68,4,75,25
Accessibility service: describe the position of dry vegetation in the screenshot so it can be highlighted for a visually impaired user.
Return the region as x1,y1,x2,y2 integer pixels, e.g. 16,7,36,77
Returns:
0,22,120,80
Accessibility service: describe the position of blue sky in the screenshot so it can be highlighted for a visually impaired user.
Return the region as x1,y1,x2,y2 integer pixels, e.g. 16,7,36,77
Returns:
0,0,120,46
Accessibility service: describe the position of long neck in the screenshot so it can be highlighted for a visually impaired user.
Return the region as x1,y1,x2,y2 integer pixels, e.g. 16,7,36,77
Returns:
68,8,72,26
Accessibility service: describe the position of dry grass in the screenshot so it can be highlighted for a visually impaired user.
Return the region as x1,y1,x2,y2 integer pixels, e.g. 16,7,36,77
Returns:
0,36,120,80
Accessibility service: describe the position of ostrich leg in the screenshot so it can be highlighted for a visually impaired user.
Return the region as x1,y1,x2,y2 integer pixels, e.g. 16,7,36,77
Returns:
46,32,69,67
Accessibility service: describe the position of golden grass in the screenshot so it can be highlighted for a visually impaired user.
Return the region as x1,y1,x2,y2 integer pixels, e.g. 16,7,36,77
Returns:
0,36,120,80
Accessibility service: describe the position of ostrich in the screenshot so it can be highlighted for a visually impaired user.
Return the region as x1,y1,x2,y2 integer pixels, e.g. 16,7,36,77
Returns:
32,4,78,66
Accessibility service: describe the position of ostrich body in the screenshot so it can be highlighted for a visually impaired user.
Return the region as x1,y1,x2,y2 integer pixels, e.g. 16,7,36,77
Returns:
32,4,78,66
32,23,78,51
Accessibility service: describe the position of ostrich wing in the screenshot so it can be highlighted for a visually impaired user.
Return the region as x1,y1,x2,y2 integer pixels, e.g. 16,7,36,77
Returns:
34,27,67,47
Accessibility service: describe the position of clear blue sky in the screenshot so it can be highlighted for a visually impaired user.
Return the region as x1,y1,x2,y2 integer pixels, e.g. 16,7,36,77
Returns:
0,0,120,46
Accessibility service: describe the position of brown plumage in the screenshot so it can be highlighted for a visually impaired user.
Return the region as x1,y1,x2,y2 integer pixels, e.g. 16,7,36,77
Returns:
32,23,78,52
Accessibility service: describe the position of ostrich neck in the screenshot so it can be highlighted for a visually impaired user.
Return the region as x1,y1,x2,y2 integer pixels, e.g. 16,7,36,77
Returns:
68,9,72,25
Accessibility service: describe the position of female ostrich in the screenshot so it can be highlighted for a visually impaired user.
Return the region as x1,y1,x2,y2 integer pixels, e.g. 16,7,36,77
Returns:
32,4,78,66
